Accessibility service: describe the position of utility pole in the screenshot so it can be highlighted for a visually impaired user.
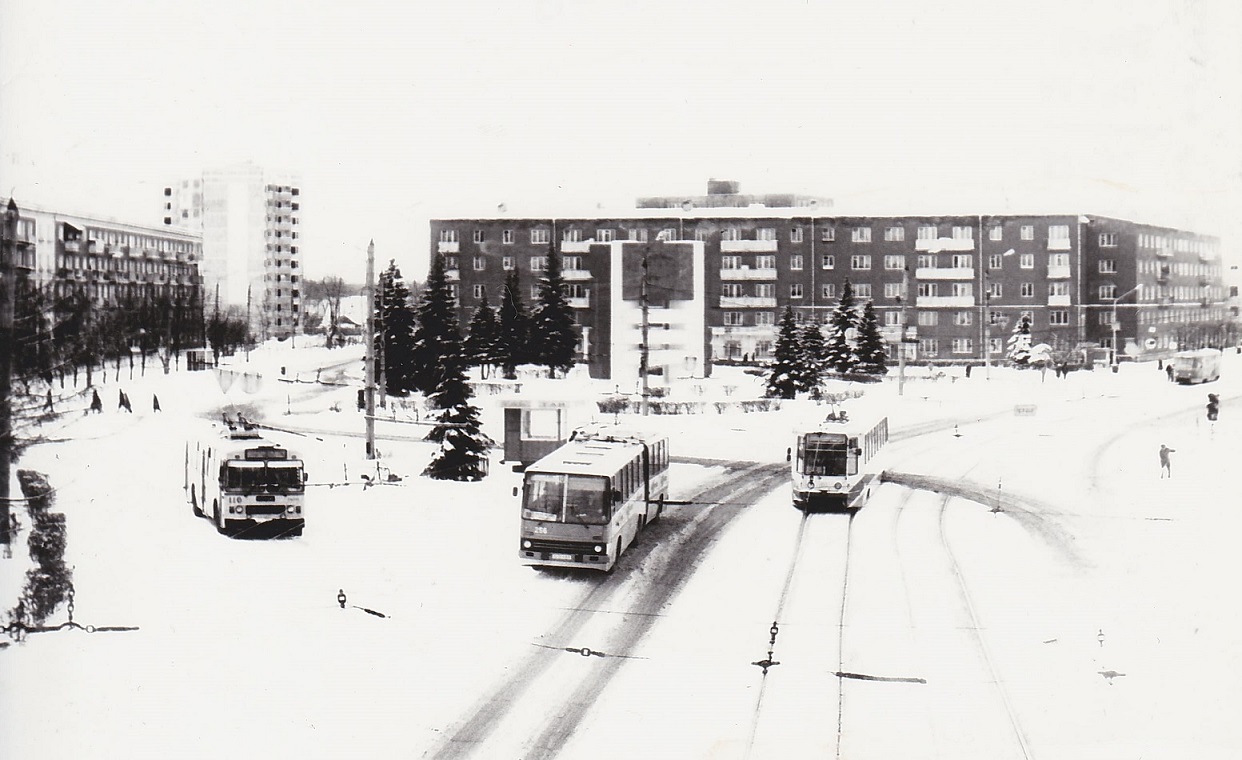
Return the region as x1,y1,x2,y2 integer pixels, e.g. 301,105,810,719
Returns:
363,241,376,458
0,199,17,546
640,245,650,416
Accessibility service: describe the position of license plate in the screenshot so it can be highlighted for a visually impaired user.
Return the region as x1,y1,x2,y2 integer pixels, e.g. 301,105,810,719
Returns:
549,552,576,561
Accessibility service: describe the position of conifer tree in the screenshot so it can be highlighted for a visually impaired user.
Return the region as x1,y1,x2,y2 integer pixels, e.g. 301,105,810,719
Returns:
409,253,461,396
824,279,860,375
464,294,500,379
497,269,530,379
798,321,828,394
422,345,493,481
854,301,889,376
376,261,418,395
1006,314,1033,366
527,243,579,377
765,305,803,399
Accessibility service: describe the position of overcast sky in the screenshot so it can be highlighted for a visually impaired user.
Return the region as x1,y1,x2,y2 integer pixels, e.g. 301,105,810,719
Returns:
3,0,1240,281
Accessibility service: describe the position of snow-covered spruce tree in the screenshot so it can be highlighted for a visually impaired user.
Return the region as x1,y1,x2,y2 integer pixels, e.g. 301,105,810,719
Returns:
854,301,889,377
497,269,530,380
463,294,501,379
527,243,578,378
765,305,803,399
798,321,828,394
422,342,494,481
824,279,859,375
377,261,418,395
1006,314,1033,366
409,253,460,396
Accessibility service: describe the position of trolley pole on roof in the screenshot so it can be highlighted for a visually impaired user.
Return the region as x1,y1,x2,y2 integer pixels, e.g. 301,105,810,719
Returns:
640,246,650,416
363,240,377,458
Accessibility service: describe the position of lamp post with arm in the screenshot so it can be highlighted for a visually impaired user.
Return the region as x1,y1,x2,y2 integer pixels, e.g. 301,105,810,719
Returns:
981,249,1016,380
1109,283,1143,370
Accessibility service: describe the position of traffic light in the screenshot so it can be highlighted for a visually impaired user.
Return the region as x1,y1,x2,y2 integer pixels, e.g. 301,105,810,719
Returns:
1206,393,1219,421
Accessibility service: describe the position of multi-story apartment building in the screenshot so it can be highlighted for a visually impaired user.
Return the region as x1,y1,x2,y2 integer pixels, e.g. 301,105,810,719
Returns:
162,163,302,338
431,183,1228,380
6,200,202,310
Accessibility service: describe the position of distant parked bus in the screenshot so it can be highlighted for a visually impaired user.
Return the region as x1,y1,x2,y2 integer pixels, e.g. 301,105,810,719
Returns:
186,422,306,538
1172,348,1222,384
518,428,669,572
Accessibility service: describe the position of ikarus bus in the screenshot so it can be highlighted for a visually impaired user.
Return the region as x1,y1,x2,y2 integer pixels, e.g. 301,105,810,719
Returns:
186,422,307,538
789,413,889,511
518,428,669,572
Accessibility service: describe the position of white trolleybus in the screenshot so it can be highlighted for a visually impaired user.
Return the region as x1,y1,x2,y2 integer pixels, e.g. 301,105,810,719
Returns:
518,429,669,572
1171,348,1222,384
186,421,307,538
789,412,889,512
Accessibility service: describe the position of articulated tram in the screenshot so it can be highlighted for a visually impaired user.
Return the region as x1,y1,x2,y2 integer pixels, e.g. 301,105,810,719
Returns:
789,413,889,511
518,428,669,572
186,421,307,537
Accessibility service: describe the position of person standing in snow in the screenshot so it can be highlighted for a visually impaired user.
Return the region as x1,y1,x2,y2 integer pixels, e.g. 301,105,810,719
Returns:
1159,444,1175,479
89,389,103,413
152,394,162,412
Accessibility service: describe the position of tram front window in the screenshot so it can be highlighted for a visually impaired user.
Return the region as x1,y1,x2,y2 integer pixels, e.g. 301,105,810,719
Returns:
523,474,609,524
800,436,848,476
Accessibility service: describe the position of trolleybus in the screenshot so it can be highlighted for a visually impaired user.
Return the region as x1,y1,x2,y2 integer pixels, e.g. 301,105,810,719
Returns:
789,414,889,511
518,428,669,572
186,422,307,537
1171,348,1221,384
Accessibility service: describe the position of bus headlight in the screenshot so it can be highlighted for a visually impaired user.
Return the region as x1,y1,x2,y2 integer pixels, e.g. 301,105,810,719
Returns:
834,481,844,490
593,545,604,554
523,540,532,549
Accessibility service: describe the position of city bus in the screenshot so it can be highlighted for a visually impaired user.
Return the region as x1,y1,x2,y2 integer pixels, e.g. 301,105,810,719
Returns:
788,414,889,511
517,428,669,572
1172,348,1222,384
186,422,307,538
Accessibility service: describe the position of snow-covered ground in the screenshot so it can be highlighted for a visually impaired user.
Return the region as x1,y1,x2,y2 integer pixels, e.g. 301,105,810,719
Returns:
1,344,1238,758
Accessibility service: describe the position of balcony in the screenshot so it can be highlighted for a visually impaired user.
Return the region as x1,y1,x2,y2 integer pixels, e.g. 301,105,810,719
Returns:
720,239,778,253
1155,247,1173,258
561,240,593,253
63,240,82,254
567,296,591,309
1046,264,1072,279
1048,294,1072,306
915,295,975,308
720,266,778,280
915,237,973,252
437,240,460,253
562,268,593,281
445,269,460,282
1047,238,1071,251
915,267,974,280
719,296,777,308
1198,250,1216,262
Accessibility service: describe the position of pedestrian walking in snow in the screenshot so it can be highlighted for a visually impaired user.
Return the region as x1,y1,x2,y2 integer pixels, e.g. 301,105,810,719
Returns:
118,389,133,413
44,389,54,413
152,394,161,412
89,389,103,413
1166,363,1175,382
1159,444,1175,479
965,364,972,379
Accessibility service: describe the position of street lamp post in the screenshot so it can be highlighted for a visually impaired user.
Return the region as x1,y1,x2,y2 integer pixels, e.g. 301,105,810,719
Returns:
1109,284,1144,370
981,249,1015,380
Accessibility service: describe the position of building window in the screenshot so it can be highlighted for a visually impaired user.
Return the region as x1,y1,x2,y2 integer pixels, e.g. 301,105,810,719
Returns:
530,228,550,244
756,255,776,269
1049,309,1069,325
1099,312,1115,325
598,228,615,242
563,228,582,242
850,255,872,270
919,338,938,356
951,226,973,240
1099,232,1117,247
503,229,514,244
952,254,973,269
918,254,938,269
724,311,744,326
722,227,741,241
1019,253,1035,269
694,228,709,242
1020,225,1034,241
1049,224,1070,242
473,256,486,271
821,226,835,242
563,255,583,270
445,255,459,270
989,225,1003,241
757,228,777,241
821,255,835,270
822,283,836,299
952,338,973,354
854,283,872,299
884,226,905,242
1099,259,1117,274
884,311,901,326
755,340,773,359
954,311,973,326
658,228,677,241
884,254,906,271
790,227,804,243
473,230,485,244
628,228,649,242
530,256,547,272
918,311,938,326
755,284,775,299
722,283,744,298
790,255,804,271
721,255,741,270
1049,282,1070,297
884,282,903,299
755,311,774,326
1099,284,1118,299
790,284,804,299
566,283,589,300
448,284,459,301
917,225,937,240
987,282,1002,298
472,284,486,299
851,226,872,243
439,229,459,243
917,282,938,298
987,254,1005,269
1020,282,1034,298
952,282,973,298
502,256,515,270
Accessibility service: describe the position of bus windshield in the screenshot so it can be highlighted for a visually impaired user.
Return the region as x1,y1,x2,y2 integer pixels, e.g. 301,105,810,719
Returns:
523,474,610,524
222,462,305,492
799,435,848,476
